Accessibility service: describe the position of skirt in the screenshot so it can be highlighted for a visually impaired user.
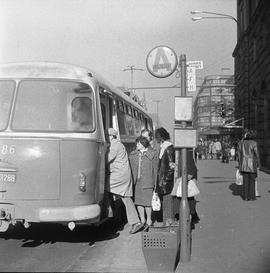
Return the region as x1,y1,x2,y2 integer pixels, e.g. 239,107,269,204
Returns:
134,179,153,207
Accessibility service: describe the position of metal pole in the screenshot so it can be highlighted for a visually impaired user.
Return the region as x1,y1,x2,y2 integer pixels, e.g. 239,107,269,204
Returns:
179,54,191,262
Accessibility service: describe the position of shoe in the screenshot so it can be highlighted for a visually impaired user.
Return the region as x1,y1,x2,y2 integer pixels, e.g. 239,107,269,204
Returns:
129,222,144,234
143,224,150,232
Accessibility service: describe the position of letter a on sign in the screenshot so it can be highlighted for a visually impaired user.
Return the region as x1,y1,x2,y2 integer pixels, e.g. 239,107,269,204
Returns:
146,46,178,78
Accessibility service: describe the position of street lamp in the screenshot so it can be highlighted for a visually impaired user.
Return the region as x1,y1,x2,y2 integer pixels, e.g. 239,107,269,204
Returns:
152,99,161,128
190,10,238,24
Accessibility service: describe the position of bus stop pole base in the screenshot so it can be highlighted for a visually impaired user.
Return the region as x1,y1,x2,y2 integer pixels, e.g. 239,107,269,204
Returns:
180,197,191,262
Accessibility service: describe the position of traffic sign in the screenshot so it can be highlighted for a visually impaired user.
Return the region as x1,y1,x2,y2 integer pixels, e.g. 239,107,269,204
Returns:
187,67,196,92
187,60,203,70
146,46,178,78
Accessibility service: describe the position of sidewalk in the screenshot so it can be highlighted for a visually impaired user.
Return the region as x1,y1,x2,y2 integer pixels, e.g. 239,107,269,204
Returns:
69,159,270,273
177,159,270,273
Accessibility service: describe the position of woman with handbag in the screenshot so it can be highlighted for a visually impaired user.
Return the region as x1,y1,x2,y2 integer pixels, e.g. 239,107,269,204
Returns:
155,127,175,226
129,136,158,231
238,129,261,201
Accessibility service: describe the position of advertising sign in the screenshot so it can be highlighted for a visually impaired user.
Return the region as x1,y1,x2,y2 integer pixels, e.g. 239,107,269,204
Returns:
146,46,178,78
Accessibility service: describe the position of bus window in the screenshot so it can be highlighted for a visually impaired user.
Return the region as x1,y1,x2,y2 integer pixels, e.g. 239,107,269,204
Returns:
0,81,15,130
12,80,94,132
71,97,93,131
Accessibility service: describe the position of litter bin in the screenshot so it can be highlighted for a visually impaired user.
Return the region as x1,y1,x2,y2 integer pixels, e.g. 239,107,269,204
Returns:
141,225,180,273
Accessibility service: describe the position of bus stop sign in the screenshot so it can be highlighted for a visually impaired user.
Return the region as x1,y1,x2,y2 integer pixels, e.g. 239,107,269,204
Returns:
146,46,178,78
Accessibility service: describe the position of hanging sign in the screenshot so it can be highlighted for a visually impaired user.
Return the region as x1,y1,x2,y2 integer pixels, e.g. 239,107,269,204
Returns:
146,46,178,78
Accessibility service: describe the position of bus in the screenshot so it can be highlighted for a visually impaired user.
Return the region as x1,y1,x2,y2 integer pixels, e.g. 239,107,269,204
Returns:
0,62,153,232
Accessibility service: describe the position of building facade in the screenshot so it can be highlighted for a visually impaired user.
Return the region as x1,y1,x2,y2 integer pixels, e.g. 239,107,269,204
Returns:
193,75,235,138
233,0,270,168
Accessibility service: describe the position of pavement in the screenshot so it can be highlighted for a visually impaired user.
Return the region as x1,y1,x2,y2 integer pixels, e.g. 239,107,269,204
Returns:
69,159,270,273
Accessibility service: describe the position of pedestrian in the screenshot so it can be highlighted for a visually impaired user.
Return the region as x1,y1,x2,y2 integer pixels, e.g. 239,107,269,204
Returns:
105,128,144,234
238,129,261,201
129,136,158,231
154,127,175,226
214,139,222,159
230,145,236,161
141,128,160,155
208,140,214,159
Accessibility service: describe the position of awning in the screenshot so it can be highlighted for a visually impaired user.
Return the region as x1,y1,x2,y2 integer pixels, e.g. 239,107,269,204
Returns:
199,127,243,136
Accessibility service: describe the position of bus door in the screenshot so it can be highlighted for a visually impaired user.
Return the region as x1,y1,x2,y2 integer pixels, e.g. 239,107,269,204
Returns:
99,87,114,132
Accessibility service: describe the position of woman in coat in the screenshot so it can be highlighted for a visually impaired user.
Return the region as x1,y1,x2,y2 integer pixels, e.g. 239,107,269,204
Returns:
155,127,175,226
238,129,261,201
129,136,158,231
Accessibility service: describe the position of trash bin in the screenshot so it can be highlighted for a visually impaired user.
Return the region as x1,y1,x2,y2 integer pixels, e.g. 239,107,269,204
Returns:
141,225,180,273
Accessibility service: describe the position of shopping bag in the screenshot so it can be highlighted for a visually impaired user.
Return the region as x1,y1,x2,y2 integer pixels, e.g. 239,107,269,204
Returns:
235,169,243,185
152,191,161,211
176,177,200,197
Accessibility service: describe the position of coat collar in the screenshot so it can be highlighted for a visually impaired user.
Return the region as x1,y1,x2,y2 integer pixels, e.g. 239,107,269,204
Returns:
131,149,155,160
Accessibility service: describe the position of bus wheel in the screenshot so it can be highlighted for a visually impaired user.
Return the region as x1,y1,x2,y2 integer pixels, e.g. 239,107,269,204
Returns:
0,220,10,232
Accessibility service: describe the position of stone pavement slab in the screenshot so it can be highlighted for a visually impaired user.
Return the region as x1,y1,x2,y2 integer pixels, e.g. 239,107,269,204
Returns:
69,159,270,273
176,160,270,273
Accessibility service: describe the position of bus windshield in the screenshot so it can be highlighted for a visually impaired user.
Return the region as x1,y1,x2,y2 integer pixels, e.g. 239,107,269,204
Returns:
0,81,15,131
12,80,95,132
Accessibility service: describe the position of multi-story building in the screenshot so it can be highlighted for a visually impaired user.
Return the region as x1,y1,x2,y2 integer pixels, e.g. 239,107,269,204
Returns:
193,75,236,139
233,0,270,168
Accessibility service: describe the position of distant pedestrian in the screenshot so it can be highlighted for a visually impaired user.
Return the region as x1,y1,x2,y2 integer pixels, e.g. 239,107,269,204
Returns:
129,136,158,231
238,129,261,201
105,128,144,234
155,127,175,226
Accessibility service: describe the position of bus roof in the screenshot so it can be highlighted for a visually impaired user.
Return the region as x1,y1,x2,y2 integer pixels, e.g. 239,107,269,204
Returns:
0,61,150,117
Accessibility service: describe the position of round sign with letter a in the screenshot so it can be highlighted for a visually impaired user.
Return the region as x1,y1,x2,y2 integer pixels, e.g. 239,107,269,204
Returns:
146,46,178,78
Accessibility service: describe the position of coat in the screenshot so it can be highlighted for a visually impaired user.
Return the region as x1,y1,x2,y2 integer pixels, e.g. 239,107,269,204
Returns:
238,139,260,173
156,143,175,195
129,148,158,189
105,138,133,196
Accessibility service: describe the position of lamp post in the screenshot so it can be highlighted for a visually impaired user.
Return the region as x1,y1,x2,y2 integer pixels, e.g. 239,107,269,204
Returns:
190,10,238,24
152,99,161,128
123,65,144,95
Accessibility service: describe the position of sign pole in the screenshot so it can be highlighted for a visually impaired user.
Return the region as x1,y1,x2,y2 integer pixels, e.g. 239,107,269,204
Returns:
179,54,191,262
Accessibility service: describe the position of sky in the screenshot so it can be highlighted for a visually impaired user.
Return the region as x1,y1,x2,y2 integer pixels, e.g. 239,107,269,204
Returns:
0,0,237,137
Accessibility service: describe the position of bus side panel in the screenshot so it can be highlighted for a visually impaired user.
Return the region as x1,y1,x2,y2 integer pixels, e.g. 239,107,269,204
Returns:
60,140,100,206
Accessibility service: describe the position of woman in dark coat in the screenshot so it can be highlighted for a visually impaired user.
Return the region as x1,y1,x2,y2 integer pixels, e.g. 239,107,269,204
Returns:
238,130,261,201
129,136,158,230
155,127,175,226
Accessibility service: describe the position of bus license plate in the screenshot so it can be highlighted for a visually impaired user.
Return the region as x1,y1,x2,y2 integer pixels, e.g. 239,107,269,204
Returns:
0,173,16,183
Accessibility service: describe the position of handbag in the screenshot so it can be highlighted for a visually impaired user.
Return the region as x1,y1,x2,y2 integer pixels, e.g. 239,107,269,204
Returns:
152,179,161,211
235,169,243,185
152,191,161,211
176,177,200,197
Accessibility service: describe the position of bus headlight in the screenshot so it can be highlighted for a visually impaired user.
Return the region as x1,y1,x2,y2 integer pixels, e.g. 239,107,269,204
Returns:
79,172,86,192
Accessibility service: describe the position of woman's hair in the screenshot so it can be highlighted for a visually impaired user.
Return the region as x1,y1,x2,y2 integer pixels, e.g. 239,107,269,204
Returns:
136,136,150,148
155,127,170,141
243,129,256,139
141,129,153,140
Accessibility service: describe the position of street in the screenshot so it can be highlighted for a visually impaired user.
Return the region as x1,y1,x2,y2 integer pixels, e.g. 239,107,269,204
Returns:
1,159,270,273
